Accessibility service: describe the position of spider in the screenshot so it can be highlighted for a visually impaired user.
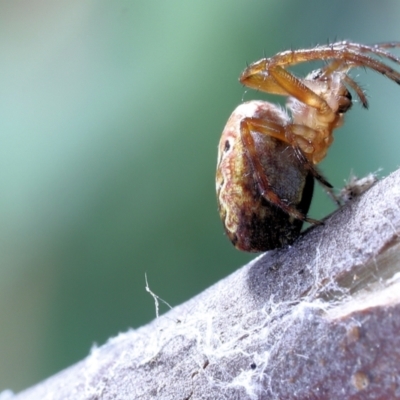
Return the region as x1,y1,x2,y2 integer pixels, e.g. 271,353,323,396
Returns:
216,41,400,252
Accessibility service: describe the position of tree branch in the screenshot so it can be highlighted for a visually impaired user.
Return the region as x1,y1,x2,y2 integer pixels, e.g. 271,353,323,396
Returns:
11,168,400,399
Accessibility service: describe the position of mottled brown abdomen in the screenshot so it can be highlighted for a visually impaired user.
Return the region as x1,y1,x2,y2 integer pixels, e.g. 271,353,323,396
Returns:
216,101,314,252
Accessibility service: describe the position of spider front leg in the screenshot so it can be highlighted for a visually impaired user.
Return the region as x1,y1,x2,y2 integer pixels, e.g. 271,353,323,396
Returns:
240,116,320,224
254,43,400,84
269,66,332,114
241,65,333,114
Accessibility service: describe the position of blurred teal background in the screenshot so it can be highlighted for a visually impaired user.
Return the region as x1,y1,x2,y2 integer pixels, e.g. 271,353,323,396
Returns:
1,0,400,392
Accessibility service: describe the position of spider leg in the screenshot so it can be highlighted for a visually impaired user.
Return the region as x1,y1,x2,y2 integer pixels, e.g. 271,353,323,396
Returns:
239,116,321,158
244,45,400,86
269,42,400,69
288,123,332,161
318,60,368,108
239,117,321,224
241,64,332,116
341,53,400,83
342,73,368,108
269,66,331,113
337,41,400,64
319,59,347,76
293,146,341,206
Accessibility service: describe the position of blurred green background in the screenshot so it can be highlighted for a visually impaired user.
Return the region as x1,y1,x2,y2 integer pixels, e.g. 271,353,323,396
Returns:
1,0,400,392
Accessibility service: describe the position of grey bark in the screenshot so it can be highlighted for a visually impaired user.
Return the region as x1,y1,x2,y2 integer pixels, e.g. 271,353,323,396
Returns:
7,168,400,400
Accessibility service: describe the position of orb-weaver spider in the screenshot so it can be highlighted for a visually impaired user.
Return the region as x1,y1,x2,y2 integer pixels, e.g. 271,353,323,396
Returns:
216,41,400,252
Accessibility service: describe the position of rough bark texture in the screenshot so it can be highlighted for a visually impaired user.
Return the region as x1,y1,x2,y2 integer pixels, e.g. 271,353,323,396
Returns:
6,169,400,400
